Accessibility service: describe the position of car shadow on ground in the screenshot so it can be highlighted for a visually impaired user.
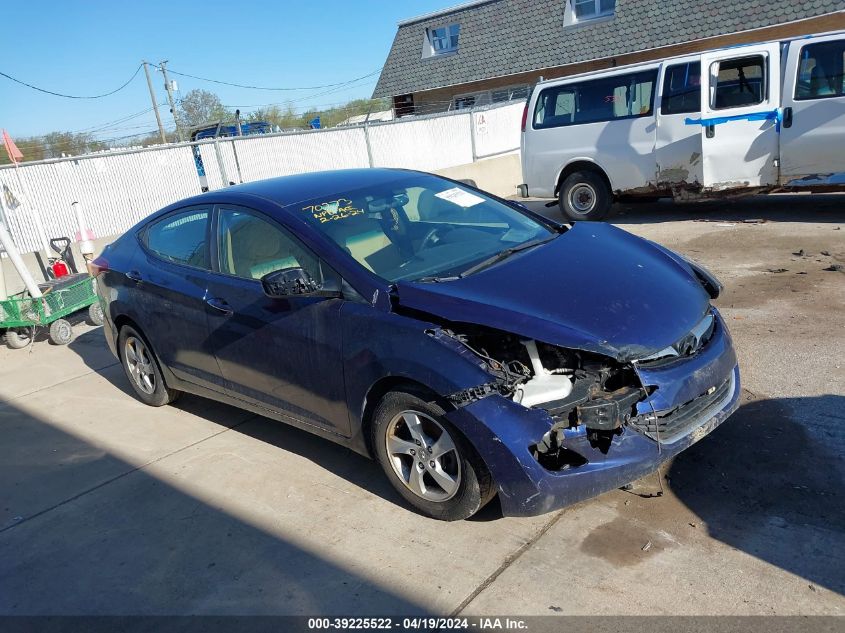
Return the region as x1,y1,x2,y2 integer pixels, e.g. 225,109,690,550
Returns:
68,328,452,518
524,193,845,225
0,399,427,616
667,390,845,595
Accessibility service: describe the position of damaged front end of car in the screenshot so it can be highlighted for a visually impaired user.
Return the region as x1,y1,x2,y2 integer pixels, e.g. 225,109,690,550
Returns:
416,311,740,517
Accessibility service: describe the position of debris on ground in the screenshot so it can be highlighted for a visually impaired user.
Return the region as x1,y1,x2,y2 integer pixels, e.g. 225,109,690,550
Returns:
689,522,697,528
742,219,767,224
767,268,789,273
823,264,844,272
642,541,652,552
548,606,563,612
821,251,831,256
809,584,818,593
792,249,805,257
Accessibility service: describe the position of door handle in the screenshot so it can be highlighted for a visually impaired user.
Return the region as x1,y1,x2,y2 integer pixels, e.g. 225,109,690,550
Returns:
705,124,715,139
782,107,793,129
125,270,143,282
206,297,233,316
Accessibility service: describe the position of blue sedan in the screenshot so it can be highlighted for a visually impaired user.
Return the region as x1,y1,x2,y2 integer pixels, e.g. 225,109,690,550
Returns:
91,168,740,520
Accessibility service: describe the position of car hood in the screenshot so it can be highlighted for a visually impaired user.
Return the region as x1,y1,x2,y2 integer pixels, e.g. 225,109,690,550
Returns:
394,222,711,361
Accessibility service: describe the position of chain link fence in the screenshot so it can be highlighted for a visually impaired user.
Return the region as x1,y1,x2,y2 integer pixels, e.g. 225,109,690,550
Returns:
0,101,523,254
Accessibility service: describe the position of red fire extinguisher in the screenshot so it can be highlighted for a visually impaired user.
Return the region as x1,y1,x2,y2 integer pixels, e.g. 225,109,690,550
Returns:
51,259,70,278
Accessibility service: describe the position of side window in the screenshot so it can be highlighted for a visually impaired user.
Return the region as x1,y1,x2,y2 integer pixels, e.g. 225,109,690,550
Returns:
533,70,657,129
144,209,210,269
795,40,845,100
712,56,766,109
217,208,321,282
661,62,701,115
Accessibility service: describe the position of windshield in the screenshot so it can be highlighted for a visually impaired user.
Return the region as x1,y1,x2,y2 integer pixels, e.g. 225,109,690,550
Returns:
293,174,555,282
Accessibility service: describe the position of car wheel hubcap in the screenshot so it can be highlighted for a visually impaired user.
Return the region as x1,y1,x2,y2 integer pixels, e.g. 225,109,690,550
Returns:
125,336,156,395
569,183,596,214
385,410,461,502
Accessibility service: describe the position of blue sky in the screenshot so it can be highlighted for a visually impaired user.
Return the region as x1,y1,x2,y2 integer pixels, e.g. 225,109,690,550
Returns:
0,0,456,141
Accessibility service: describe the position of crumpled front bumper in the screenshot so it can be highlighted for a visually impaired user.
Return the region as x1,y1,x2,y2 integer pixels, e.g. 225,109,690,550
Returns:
445,311,740,517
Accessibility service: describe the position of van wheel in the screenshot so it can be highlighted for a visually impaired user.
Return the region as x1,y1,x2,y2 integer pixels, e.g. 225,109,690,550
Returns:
559,171,611,221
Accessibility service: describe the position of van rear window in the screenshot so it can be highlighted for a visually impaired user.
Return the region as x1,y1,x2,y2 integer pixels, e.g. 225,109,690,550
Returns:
533,70,657,129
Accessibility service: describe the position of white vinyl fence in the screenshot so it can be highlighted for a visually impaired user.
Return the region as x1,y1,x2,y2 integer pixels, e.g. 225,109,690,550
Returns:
0,101,523,254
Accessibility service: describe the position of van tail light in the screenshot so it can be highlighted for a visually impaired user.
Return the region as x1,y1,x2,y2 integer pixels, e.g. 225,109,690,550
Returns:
521,102,529,132
87,255,109,277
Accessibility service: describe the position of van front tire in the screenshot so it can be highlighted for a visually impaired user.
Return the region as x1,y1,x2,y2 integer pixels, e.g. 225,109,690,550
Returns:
559,171,611,221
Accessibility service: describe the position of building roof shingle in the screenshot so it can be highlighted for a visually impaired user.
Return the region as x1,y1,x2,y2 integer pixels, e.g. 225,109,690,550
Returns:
373,0,845,97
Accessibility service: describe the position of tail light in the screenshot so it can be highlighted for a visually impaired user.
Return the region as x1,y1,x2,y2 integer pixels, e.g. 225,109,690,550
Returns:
521,102,529,132
87,255,109,277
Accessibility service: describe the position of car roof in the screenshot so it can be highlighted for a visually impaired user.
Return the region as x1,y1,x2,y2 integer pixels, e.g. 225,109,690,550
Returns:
203,168,417,209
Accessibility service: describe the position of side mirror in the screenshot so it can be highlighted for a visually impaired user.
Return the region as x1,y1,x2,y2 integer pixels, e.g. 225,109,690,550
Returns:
260,267,342,299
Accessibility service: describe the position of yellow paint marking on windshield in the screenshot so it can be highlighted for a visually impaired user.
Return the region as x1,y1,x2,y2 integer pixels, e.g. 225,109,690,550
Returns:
302,198,364,223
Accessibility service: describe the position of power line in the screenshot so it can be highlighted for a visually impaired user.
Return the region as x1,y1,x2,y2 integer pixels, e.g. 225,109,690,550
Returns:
162,67,382,91
0,64,143,99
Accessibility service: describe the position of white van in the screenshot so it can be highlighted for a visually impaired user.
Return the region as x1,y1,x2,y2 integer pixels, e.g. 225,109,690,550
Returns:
519,30,845,220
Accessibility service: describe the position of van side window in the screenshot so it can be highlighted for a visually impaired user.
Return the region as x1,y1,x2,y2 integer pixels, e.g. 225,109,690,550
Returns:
533,70,657,129
795,40,845,100
661,62,701,115
711,56,766,109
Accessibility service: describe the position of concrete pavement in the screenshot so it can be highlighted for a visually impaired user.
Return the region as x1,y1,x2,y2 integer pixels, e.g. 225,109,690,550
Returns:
1,194,843,616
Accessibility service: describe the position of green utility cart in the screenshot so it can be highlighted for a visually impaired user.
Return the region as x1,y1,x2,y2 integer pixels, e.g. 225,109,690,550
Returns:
0,273,103,349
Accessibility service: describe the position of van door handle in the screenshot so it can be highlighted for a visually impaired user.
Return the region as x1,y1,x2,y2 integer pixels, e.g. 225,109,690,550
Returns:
206,297,233,316
705,124,715,139
125,270,143,282
782,107,793,129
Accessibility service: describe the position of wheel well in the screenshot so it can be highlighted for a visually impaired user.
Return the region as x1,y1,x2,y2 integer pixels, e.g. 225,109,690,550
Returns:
555,161,612,198
360,377,446,457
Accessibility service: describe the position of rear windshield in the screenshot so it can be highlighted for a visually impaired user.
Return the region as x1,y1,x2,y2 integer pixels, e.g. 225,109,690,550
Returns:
293,174,554,282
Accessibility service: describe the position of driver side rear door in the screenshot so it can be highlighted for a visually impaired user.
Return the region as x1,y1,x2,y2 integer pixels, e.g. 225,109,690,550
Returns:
204,204,350,436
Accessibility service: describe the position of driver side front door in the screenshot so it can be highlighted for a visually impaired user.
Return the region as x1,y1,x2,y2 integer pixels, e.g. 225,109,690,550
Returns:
204,205,350,436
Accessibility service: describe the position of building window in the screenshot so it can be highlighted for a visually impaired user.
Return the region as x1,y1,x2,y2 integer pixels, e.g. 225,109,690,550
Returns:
423,23,460,58
565,0,615,26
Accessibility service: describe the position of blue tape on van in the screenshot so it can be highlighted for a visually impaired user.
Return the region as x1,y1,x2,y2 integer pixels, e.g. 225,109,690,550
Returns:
685,109,781,131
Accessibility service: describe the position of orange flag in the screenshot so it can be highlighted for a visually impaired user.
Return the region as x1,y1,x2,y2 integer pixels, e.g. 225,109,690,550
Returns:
2,129,23,163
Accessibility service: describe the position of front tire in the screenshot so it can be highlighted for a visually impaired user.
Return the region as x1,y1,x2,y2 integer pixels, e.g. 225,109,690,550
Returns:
558,170,612,221
371,390,495,521
118,325,181,407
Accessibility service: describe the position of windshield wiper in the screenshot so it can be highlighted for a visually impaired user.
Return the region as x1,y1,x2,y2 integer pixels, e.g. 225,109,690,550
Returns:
416,274,461,283
457,235,556,278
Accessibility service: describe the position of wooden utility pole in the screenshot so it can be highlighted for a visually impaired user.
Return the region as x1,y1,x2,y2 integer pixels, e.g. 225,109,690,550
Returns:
159,61,185,142
143,61,167,143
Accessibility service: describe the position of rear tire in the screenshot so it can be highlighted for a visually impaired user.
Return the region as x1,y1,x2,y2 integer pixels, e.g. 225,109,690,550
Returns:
558,170,612,221
118,325,181,407
371,389,495,521
5,328,32,350
48,319,73,345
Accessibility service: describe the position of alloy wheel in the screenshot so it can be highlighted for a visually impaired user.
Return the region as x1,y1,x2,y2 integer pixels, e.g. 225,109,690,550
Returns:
385,410,462,502
124,336,156,394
